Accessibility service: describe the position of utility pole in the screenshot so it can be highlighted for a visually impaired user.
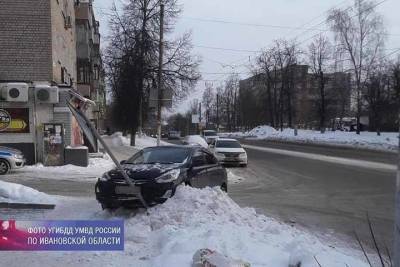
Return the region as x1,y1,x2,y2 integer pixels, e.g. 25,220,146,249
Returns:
216,93,219,131
394,112,400,266
156,2,164,146
198,102,202,134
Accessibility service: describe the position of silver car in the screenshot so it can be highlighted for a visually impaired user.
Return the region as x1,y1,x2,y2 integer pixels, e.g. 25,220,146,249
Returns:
0,146,26,175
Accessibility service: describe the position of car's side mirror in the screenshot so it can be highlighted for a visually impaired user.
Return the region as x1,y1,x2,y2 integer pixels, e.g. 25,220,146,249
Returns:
120,160,127,165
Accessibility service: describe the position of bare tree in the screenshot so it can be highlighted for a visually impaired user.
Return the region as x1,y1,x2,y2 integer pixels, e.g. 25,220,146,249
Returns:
222,74,240,132
254,48,276,127
308,34,332,133
364,63,391,135
328,0,386,134
202,82,215,128
104,0,200,145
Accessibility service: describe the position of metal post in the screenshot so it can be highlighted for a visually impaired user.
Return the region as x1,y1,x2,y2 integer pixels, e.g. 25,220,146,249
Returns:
198,102,202,134
67,101,148,208
216,94,219,132
156,3,164,146
394,111,400,266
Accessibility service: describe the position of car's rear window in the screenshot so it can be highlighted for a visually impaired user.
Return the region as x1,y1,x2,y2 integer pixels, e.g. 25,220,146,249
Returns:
216,140,242,148
204,131,217,136
126,147,191,164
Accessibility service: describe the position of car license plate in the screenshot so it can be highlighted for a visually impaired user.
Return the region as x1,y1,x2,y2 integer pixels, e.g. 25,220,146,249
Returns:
115,186,139,195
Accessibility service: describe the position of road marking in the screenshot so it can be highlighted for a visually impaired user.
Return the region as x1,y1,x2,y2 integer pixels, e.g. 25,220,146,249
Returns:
242,144,397,172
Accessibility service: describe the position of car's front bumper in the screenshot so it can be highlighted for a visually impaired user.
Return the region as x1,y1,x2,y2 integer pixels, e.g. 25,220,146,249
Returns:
95,179,175,208
216,156,247,165
9,158,25,169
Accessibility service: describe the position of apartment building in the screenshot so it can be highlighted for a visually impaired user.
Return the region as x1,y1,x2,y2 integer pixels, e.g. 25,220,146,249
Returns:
0,0,105,164
239,65,351,129
75,0,106,137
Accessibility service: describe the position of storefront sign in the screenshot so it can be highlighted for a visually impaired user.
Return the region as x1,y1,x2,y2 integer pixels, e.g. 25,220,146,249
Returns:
0,108,29,133
0,109,11,131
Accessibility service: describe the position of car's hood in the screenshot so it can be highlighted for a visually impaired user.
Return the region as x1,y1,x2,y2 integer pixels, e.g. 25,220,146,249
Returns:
0,146,22,155
108,163,182,181
214,147,246,153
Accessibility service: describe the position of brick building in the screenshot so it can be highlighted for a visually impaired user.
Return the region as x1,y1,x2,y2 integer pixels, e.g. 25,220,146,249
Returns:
0,0,104,164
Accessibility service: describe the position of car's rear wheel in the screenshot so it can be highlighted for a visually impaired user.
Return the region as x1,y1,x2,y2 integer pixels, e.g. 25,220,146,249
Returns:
0,159,10,175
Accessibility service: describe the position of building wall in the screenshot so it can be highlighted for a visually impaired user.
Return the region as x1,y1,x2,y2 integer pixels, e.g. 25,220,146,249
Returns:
239,65,352,129
51,0,77,86
0,0,52,81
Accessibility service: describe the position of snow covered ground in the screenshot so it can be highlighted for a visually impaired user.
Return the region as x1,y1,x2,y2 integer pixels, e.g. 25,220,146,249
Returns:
221,125,399,152
21,156,115,180
0,181,369,267
10,134,169,181
110,132,170,149
0,180,56,204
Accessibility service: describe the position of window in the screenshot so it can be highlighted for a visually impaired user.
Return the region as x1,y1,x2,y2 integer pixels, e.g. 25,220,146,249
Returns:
192,151,207,167
93,66,99,80
205,153,217,165
216,140,242,148
78,63,91,84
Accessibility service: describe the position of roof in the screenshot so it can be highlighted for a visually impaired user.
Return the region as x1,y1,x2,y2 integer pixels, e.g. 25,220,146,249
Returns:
216,138,238,142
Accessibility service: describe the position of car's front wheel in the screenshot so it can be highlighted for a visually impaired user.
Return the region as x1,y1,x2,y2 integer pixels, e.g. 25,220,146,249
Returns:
221,183,227,192
0,159,10,175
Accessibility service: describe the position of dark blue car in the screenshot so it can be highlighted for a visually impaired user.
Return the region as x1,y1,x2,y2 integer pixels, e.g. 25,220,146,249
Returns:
95,146,227,209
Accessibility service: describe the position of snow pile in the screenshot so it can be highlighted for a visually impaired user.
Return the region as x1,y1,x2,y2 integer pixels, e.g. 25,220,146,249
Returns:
223,126,399,152
110,132,169,149
184,135,209,148
0,185,367,267
117,186,367,267
227,169,244,184
248,125,278,136
0,180,55,204
23,155,115,179
110,132,131,146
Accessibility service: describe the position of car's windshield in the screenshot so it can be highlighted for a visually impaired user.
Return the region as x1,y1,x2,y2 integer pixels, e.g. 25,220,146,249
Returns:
216,140,242,148
126,147,191,164
203,131,217,136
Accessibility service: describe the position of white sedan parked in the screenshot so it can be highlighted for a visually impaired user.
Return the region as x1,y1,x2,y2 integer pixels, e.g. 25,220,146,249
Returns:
210,138,247,167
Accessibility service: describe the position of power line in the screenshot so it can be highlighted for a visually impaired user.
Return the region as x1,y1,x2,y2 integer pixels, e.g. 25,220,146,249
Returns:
181,16,327,31
296,0,390,45
194,45,260,53
286,0,351,37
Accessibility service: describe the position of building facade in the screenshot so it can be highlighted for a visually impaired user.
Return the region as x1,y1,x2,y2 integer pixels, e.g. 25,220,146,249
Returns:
0,0,104,164
75,0,106,135
239,65,351,130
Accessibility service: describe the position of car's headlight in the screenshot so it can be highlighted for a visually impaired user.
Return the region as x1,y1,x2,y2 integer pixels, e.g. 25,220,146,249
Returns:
216,152,225,157
239,152,247,158
100,172,111,182
156,169,180,183
14,154,24,159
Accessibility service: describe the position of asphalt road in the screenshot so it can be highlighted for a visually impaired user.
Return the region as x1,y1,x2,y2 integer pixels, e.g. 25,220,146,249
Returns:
168,138,397,249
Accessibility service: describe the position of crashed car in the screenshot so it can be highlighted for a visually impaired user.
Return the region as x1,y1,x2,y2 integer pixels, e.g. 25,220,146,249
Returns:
0,146,25,175
95,146,227,209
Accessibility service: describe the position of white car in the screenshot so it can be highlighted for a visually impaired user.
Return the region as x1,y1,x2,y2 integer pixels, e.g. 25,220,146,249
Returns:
210,138,247,167
202,130,219,144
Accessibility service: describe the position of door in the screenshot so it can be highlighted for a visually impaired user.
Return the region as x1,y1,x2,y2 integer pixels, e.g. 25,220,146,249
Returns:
189,150,208,188
204,151,223,187
43,123,64,166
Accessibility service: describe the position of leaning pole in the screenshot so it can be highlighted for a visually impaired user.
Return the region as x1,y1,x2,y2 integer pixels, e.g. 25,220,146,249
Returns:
394,112,400,267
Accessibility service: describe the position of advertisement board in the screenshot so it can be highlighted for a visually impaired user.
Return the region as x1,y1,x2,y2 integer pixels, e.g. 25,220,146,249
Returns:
0,108,29,133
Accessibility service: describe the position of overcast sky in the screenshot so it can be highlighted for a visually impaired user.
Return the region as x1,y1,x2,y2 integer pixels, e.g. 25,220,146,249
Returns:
94,0,400,113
